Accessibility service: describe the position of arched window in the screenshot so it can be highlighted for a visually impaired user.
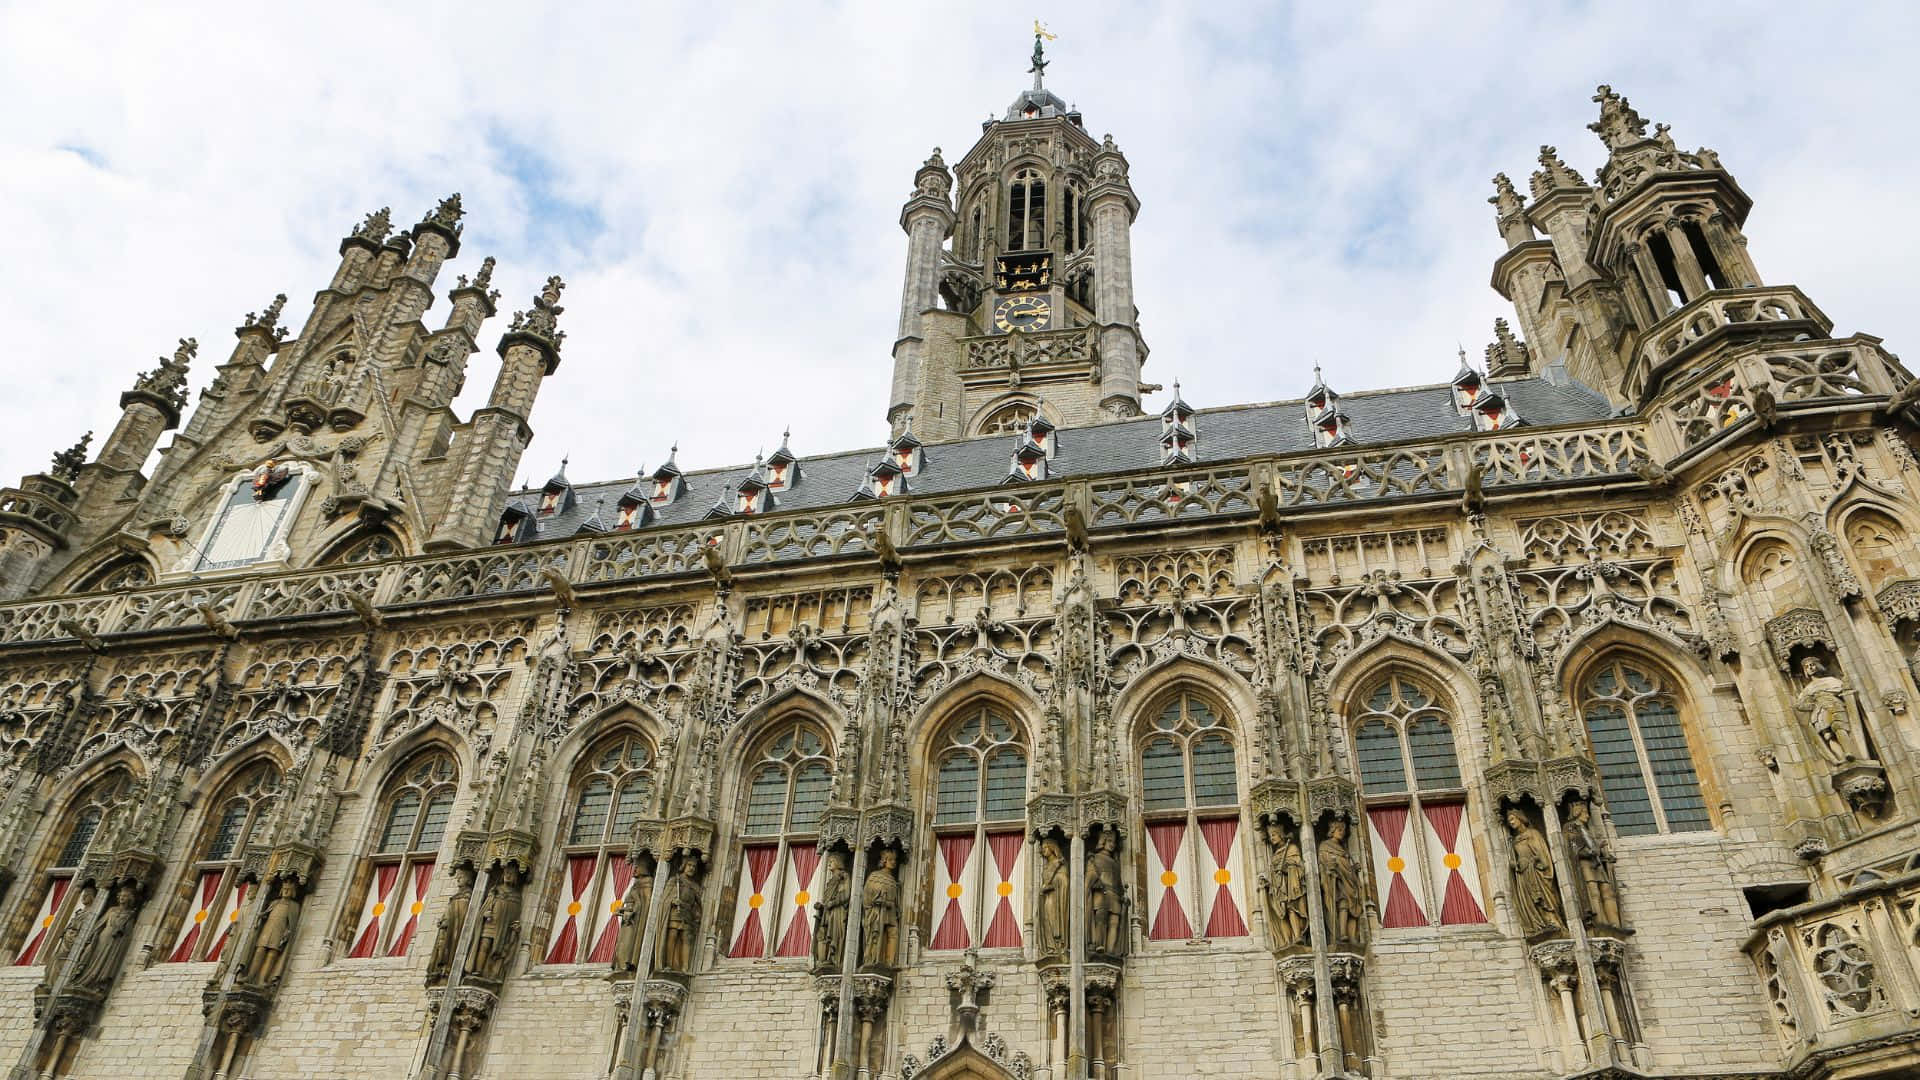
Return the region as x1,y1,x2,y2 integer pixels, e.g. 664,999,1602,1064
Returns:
322,530,400,566
164,761,280,963
1139,693,1248,942
725,720,833,960
345,750,457,959
968,202,987,263
544,730,654,965
1063,182,1089,253
928,705,1028,951
12,769,133,965
1581,660,1710,836
1007,168,1047,252
72,556,152,593
1351,674,1486,929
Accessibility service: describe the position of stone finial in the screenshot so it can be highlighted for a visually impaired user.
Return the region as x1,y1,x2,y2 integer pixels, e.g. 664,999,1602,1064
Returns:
924,147,945,171
242,293,289,341
423,193,465,233
507,276,568,352
132,338,197,409
1484,318,1532,377
1528,145,1588,200
351,206,393,243
1489,173,1524,218
51,431,92,482
474,255,496,289
1588,84,1649,151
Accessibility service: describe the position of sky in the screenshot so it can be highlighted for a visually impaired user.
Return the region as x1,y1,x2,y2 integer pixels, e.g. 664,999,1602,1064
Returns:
2,1,1916,491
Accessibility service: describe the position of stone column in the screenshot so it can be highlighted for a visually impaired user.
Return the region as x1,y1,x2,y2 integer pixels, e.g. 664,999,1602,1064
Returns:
612,852,674,1080
830,843,869,1080
891,153,956,437
1087,137,1143,419
1627,242,1673,320
1661,224,1713,301
1067,828,1088,1080
1297,818,1344,1075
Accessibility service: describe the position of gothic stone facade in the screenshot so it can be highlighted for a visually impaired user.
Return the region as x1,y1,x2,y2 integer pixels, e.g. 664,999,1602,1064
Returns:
0,71,1917,1080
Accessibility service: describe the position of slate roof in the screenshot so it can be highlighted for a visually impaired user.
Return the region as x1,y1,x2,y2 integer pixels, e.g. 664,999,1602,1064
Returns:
504,374,1614,542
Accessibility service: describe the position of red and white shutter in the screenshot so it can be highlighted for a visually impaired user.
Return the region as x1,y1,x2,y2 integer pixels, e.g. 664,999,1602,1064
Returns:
385,860,436,957
726,844,779,958
205,878,251,963
14,878,71,966
347,863,402,958
774,843,820,958
168,869,226,962
1365,806,1429,928
544,854,601,964
929,833,980,951
1422,801,1487,925
980,832,1025,949
1198,817,1249,938
585,856,637,964
1146,820,1197,941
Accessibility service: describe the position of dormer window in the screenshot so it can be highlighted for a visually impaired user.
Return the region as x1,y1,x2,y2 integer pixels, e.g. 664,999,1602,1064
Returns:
1026,416,1057,458
495,505,533,545
766,433,798,492
1452,372,1484,412
1010,444,1047,482
538,489,562,515
1161,426,1195,465
1313,407,1352,448
615,489,653,531
860,460,907,500
1472,393,1521,432
737,489,761,515
889,430,924,476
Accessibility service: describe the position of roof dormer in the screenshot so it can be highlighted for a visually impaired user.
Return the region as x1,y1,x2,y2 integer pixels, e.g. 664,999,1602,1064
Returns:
765,430,799,492
648,446,685,506
616,479,656,530
496,501,535,544
1025,415,1058,459
858,459,908,500
1470,390,1523,432
1160,381,1195,435
888,426,924,477
538,461,575,517
1009,438,1048,482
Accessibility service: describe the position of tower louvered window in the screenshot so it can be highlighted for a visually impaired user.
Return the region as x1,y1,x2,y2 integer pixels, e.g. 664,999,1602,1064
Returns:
545,731,654,965
1139,694,1248,942
11,769,132,966
1581,661,1710,836
726,722,832,960
164,762,280,963
929,706,1028,951
1007,169,1047,252
1353,676,1487,928
345,752,457,959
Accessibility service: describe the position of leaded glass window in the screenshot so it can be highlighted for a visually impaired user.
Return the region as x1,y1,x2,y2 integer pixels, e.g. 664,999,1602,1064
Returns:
1139,694,1248,942
928,706,1028,951
1581,661,1710,836
725,721,833,960
11,769,133,966
164,762,280,963
345,751,456,959
545,730,655,964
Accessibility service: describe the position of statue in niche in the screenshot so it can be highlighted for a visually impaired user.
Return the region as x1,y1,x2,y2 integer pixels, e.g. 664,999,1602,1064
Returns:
655,859,704,975
40,882,96,979
1795,657,1866,765
469,864,524,983
1086,828,1124,957
1561,799,1622,928
1261,821,1308,951
246,878,303,987
1035,837,1069,958
811,850,849,969
66,882,141,993
859,848,901,970
1319,818,1366,948
426,864,475,985
611,858,653,974
1505,807,1564,936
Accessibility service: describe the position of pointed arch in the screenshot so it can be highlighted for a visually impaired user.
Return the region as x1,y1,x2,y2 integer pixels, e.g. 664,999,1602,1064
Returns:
921,1041,1019,1080
311,522,408,567
909,670,1041,765
335,744,459,960
716,705,835,962
1110,654,1259,742
6,761,140,964
539,718,658,966
1561,635,1718,837
918,691,1032,953
157,755,283,963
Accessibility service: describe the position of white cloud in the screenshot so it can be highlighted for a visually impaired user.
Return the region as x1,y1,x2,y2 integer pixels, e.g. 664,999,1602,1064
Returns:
2,0,1914,492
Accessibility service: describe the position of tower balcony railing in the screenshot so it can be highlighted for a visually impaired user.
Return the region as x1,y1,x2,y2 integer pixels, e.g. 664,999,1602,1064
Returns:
1742,869,1920,1076
1625,284,1833,405
1643,334,1909,466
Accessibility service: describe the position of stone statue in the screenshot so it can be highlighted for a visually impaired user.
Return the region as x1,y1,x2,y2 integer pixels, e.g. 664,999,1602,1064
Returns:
469,865,524,983
1319,819,1365,947
859,848,900,970
656,859,703,975
1506,808,1564,936
1261,822,1308,951
1035,837,1069,958
40,882,96,978
811,850,849,969
246,878,303,986
426,864,475,985
611,861,653,974
67,882,140,993
1086,829,1123,957
1561,799,1622,928
1795,657,1864,765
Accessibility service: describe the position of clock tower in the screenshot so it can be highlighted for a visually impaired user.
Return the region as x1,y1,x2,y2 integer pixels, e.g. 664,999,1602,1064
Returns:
888,32,1148,442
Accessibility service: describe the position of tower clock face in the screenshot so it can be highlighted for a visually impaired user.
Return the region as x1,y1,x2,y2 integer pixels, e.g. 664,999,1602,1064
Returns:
993,295,1053,334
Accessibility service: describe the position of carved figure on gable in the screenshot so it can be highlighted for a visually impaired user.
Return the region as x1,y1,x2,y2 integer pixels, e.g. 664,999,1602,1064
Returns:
1319,818,1366,948
1561,799,1622,928
811,850,850,970
246,878,303,987
1035,836,1069,958
1506,807,1564,937
612,861,652,974
1262,821,1308,951
67,882,141,993
427,864,475,985
860,847,901,970
1795,657,1866,765
1086,828,1125,957
656,858,703,975
469,864,524,983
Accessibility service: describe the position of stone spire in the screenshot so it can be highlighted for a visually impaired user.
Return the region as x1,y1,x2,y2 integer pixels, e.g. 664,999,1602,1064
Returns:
128,338,196,417
1588,84,1649,151
240,293,289,340
351,206,393,245
505,275,568,363
50,431,91,483
1489,173,1534,248
1528,146,1588,200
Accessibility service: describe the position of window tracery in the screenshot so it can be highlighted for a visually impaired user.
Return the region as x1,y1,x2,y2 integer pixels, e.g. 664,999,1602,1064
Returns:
11,768,133,965
164,761,280,963
1139,693,1248,942
1579,659,1711,836
544,730,653,965
1351,674,1486,928
928,705,1028,951
345,750,456,958
72,556,152,593
1006,168,1047,252
725,720,832,960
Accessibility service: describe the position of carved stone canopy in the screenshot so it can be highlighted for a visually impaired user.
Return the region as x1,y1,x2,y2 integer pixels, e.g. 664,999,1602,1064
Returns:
1876,579,1920,626
1765,607,1835,670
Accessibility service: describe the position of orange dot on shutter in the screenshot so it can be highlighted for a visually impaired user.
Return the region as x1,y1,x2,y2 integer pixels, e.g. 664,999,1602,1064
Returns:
1159,871,1178,887
946,883,964,899
794,891,810,905
1443,852,1462,870
1385,857,1406,874
996,881,1013,897
372,902,387,916
748,893,765,909
1213,869,1231,885
194,909,208,924
411,901,424,915
567,901,582,916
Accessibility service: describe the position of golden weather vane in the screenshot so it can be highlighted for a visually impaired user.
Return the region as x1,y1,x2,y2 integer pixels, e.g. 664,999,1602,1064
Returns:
1034,19,1057,40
